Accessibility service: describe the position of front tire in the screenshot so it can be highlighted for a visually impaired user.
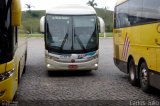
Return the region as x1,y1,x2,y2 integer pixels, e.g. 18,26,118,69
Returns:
18,64,21,84
139,62,151,92
22,50,27,74
129,59,138,86
85,70,92,73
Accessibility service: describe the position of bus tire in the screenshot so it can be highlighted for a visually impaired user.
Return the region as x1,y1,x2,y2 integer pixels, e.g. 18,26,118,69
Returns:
18,64,21,84
22,50,27,74
86,70,92,72
139,62,151,92
47,70,53,76
129,59,138,86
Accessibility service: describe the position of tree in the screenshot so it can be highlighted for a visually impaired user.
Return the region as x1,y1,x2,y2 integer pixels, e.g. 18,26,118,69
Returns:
25,4,34,12
25,4,35,34
87,0,97,8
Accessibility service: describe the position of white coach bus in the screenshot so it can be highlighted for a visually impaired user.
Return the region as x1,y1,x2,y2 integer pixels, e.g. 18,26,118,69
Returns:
40,4,105,71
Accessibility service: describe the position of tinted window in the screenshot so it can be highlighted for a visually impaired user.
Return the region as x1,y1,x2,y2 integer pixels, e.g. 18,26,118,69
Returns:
46,16,71,49
114,0,160,28
115,2,129,28
0,0,12,63
73,16,97,50
45,15,98,53
128,0,143,25
142,0,160,23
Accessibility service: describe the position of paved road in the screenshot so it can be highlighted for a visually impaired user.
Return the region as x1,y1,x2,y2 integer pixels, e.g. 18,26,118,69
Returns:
16,38,160,106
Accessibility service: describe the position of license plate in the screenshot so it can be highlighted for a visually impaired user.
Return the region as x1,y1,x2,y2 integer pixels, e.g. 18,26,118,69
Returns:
68,65,78,69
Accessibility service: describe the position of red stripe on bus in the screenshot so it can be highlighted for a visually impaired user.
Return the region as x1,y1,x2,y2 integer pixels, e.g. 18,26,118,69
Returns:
122,34,128,60
124,35,130,60
125,41,130,61
123,35,129,60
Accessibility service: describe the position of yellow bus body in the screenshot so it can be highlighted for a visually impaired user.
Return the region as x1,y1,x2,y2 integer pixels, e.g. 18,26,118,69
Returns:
0,0,27,101
114,0,160,91
0,35,27,101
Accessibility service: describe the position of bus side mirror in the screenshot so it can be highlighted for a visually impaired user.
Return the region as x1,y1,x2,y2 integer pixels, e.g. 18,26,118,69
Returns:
98,17,105,33
40,16,45,33
11,0,21,26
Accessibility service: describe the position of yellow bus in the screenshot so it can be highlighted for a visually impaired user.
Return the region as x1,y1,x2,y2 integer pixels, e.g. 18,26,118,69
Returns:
113,0,160,92
0,0,27,101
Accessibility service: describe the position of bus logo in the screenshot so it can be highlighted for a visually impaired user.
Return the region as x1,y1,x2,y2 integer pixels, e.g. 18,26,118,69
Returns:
71,59,75,63
121,33,130,61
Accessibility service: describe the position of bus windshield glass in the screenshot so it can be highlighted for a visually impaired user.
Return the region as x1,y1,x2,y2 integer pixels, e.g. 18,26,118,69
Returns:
0,1,7,57
45,15,98,53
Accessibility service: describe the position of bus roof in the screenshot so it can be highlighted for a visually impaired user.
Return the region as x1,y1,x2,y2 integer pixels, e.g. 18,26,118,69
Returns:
116,0,127,6
46,4,96,15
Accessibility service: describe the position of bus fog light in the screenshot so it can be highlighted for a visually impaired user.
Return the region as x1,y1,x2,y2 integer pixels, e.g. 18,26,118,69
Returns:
0,90,5,96
95,64,98,67
47,64,51,67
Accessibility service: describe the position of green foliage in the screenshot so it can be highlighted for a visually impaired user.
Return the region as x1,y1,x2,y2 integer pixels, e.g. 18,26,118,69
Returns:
99,33,113,37
20,10,45,34
20,8,113,34
95,8,113,32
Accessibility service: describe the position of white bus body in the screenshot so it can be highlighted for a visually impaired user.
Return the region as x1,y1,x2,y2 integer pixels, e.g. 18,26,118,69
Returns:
40,4,105,71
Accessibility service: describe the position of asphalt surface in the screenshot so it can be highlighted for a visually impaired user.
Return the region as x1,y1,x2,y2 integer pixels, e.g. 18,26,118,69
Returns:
15,38,160,106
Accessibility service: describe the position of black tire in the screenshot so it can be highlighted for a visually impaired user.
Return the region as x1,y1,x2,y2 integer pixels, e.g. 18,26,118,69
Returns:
18,64,21,84
47,70,53,76
128,59,138,86
22,50,27,74
85,70,92,73
13,91,18,101
139,62,151,92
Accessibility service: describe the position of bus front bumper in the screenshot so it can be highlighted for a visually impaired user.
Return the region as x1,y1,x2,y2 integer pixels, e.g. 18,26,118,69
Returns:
46,58,98,71
0,69,16,101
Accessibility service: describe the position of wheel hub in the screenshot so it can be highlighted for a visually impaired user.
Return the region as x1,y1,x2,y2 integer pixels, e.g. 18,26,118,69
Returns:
130,68,135,80
141,68,148,86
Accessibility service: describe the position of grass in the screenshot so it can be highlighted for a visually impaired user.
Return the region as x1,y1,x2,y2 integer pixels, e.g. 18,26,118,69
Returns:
99,33,113,37
19,33,113,38
19,33,44,38
29,34,44,37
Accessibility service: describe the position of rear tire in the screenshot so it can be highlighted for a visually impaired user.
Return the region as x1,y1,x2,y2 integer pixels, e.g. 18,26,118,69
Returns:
139,62,151,92
128,59,138,86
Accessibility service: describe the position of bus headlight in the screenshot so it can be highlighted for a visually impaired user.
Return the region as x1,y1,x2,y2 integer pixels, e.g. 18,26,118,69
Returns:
87,54,98,61
46,54,59,60
95,64,98,67
47,64,51,68
0,69,14,82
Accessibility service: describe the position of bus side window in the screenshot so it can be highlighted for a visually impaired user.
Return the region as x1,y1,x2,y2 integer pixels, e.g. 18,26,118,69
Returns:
128,0,143,25
116,2,129,28
142,0,160,23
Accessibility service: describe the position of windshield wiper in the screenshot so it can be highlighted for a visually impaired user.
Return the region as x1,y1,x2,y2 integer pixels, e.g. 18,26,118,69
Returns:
74,34,85,51
60,32,69,51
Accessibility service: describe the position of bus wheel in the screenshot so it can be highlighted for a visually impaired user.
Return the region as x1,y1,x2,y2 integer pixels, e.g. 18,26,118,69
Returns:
86,70,92,73
18,64,21,84
129,59,138,86
23,50,27,74
139,62,150,92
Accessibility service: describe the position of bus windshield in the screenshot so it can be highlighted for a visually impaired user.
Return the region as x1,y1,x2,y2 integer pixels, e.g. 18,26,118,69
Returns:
0,1,7,57
0,0,11,63
45,15,98,53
